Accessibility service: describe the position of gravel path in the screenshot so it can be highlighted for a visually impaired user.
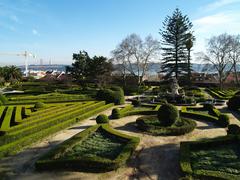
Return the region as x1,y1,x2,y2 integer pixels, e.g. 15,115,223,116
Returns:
1,104,238,180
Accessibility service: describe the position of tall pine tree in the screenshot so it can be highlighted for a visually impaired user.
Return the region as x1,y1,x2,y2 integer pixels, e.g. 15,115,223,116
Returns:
160,8,193,80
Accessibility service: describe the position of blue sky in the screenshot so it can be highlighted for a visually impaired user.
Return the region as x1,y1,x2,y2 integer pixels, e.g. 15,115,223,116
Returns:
0,0,240,65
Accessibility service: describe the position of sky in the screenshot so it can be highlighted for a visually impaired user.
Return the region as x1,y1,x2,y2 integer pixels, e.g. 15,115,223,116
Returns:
0,0,240,66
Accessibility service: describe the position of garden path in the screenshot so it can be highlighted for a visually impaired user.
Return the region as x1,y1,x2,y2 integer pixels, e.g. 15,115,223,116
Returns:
0,103,238,180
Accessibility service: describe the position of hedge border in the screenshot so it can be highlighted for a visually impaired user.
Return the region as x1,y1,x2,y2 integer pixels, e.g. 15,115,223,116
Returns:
136,116,196,136
180,106,229,128
0,103,114,159
180,135,240,180
35,124,139,172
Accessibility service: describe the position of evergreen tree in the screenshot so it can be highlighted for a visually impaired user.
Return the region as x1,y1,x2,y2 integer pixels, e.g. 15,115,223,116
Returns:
160,8,193,80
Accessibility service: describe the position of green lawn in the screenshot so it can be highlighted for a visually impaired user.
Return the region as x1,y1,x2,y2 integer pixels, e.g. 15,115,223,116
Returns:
63,128,127,160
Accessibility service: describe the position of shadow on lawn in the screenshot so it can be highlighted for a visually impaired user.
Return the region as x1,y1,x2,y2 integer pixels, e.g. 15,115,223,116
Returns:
115,121,141,134
127,143,182,180
68,125,91,130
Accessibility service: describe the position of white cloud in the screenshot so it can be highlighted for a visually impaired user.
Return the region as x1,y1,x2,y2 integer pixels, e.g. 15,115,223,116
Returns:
192,11,240,62
9,15,19,23
205,0,240,11
32,29,39,36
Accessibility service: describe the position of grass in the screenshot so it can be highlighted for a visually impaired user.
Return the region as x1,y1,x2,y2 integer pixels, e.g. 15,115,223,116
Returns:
190,144,240,175
63,128,126,160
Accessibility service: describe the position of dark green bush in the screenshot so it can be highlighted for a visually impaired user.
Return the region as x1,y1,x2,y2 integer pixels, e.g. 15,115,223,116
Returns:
96,114,109,124
132,99,141,107
227,95,240,110
158,103,179,126
227,124,240,135
0,94,8,105
96,87,124,105
218,114,230,127
111,108,121,119
34,102,46,109
203,103,214,111
136,116,196,136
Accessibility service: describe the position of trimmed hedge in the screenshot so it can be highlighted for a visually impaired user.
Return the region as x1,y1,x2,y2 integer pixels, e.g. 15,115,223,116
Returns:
0,94,8,105
0,102,105,146
34,102,46,109
96,114,109,124
180,136,240,179
158,103,179,126
228,95,240,110
227,124,240,135
35,124,139,172
111,104,159,119
181,106,229,128
0,103,114,159
136,116,196,136
96,87,125,105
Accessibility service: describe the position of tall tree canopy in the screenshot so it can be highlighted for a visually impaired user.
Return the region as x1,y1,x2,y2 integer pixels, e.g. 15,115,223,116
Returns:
160,8,193,80
66,51,113,86
199,33,237,89
0,66,22,85
112,33,160,85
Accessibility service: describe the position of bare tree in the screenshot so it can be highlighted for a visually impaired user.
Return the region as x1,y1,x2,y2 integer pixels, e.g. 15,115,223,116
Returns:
229,35,240,86
199,33,234,89
112,34,160,86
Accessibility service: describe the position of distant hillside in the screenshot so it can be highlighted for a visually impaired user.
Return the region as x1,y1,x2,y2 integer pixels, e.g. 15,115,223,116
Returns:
18,63,240,75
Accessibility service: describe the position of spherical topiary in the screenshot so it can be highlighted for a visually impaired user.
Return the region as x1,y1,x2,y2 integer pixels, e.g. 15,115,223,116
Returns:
96,114,109,124
157,103,179,126
227,124,240,135
203,103,214,110
34,102,46,109
132,99,141,107
111,108,120,119
227,95,240,110
218,114,230,127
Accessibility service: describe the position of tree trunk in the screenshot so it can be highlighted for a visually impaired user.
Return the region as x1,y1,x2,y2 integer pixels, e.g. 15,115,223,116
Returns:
233,62,240,86
187,49,191,84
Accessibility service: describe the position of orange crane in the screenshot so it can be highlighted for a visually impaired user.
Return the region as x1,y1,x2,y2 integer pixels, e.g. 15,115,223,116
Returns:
0,51,36,77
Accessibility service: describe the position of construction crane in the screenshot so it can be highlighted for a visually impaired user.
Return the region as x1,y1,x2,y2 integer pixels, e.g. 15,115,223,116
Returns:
0,51,36,77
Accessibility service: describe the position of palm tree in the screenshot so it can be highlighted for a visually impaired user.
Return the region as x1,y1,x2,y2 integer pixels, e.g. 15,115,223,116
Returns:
0,66,22,84
185,32,195,84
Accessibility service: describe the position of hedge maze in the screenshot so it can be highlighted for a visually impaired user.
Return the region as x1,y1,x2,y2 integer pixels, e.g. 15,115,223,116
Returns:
0,100,114,158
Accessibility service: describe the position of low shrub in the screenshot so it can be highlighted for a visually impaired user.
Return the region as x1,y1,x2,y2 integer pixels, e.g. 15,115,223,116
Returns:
34,102,46,109
218,114,230,127
203,103,214,111
136,116,196,136
0,94,8,105
158,103,179,126
96,87,124,105
227,124,240,135
132,99,141,107
96,114,109,124
111,108,121,119
227,95,240,110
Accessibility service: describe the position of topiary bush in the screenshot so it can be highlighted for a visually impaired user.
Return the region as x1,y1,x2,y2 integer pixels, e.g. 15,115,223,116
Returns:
203,103,214,111
0,93,8,105
218,114,230,127
96,114,109,124
132,99,141,107
96,87,125,105
158,103,179,126
111,108,121,119
34,102,46,109
227,124,240,135
227,95,240,110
